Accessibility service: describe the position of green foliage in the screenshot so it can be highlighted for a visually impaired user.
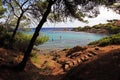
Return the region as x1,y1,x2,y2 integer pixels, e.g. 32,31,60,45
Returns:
0,0,6,16
106,25,120,34
89,33,120,46
31,52,42,65
36,0,48,12
72,26,91,31
10,19,18,26
73,20,120,34
30,52,38,58
93,22,120,34
8,16,30,28
0,24,49,51
72,26,83,31
0,24,11,46
21,16,27,20
12,33,49,52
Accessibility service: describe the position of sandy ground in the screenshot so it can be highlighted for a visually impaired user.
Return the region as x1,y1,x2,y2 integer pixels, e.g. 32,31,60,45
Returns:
0,45,120,80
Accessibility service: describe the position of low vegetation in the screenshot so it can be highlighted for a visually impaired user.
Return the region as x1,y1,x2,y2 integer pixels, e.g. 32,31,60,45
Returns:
89,33,120,46
0,24,49,52
72,19,120,47
72,19,120,34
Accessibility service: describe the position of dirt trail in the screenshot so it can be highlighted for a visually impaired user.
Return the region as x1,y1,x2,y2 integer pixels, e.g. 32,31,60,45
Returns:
0,45,120,80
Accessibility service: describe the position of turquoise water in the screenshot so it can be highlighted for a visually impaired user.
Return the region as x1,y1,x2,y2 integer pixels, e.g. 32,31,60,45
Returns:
35,28,108,50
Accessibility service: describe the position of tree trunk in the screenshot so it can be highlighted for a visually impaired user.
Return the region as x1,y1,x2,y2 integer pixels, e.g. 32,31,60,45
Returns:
15,0,56,71
11,11,24,41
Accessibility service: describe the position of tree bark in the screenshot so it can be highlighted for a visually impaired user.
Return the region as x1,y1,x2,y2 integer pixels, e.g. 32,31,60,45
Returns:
11,11,24,41
15,0,56,71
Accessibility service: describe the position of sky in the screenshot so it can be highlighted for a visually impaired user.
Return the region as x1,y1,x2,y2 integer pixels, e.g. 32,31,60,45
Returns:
43,6,120,28
1,6,120,28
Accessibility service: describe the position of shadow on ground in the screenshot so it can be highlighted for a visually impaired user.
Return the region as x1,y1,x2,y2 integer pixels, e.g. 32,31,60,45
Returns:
0,60,64,80
64,49,120,80
1,47,120,80
0,48,64,80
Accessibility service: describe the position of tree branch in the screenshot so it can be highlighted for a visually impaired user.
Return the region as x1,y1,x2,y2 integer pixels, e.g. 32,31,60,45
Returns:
4,0,19,18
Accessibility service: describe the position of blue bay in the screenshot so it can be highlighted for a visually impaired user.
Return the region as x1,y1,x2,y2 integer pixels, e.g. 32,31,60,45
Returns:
26,28,108,50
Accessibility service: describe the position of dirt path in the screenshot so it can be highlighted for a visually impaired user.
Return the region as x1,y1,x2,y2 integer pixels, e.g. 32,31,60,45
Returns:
0,45,120,80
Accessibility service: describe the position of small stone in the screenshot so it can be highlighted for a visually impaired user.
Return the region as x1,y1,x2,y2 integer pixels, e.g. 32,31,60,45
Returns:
73,60,78,65
77,58,81,63
95,47,99,50
65,64,69,69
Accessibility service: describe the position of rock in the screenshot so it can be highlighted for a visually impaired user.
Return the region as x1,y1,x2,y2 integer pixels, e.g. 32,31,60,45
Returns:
80,55,89,62
65,64,70,70
95,47,99,50
88,51,97,55
69,52,82,59
87,53,93,57
66,46,87,57
77,58,81,63
72,60,78,65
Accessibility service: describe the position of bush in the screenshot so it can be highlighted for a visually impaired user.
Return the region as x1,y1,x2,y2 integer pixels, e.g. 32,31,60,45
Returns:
89,33,120,46
98,38,111,46
74,20,120,34
106,25,120,34
0,24,49,52
0,24,11,46
12,33,49,52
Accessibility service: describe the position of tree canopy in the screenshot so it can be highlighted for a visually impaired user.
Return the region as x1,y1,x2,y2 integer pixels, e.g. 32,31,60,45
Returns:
27,0,120,24
0,0,6,18
2,0,120,25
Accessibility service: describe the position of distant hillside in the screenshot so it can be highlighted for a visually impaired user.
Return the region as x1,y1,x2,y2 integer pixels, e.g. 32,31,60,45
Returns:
72,19,120,34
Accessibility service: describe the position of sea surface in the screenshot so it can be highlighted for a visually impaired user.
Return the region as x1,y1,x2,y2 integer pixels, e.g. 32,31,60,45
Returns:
26,28,108,50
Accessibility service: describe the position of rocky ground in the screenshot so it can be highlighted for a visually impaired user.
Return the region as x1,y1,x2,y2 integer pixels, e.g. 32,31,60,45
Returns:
0,45,120,80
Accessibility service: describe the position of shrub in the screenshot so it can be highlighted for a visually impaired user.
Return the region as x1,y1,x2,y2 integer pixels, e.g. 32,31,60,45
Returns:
30,52,38,58
12,33,49,52
89,33,120,46
106,25,120,34
98,38,111,46
74,20,120,34
0,24,11,46
0,24,49,51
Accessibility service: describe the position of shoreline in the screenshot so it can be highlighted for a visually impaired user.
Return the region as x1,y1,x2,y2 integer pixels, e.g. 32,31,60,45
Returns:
36,31,108,51
71,20,120,35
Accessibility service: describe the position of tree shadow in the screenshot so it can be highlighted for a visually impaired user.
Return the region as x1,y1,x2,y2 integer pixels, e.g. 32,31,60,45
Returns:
64,49,120,80
1,48,120,80
0,60,65,80
0,48,64,80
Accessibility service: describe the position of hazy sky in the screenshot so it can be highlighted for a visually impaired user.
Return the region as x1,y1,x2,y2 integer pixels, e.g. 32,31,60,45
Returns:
43,6,120,28
1,6,120,28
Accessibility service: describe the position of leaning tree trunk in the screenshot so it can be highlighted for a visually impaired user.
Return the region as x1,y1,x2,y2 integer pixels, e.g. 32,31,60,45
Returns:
15,0,56,71
11,11,24,41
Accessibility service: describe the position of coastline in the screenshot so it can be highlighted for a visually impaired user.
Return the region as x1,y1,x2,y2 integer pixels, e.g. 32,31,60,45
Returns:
37,30,108,51
71,20,120,34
